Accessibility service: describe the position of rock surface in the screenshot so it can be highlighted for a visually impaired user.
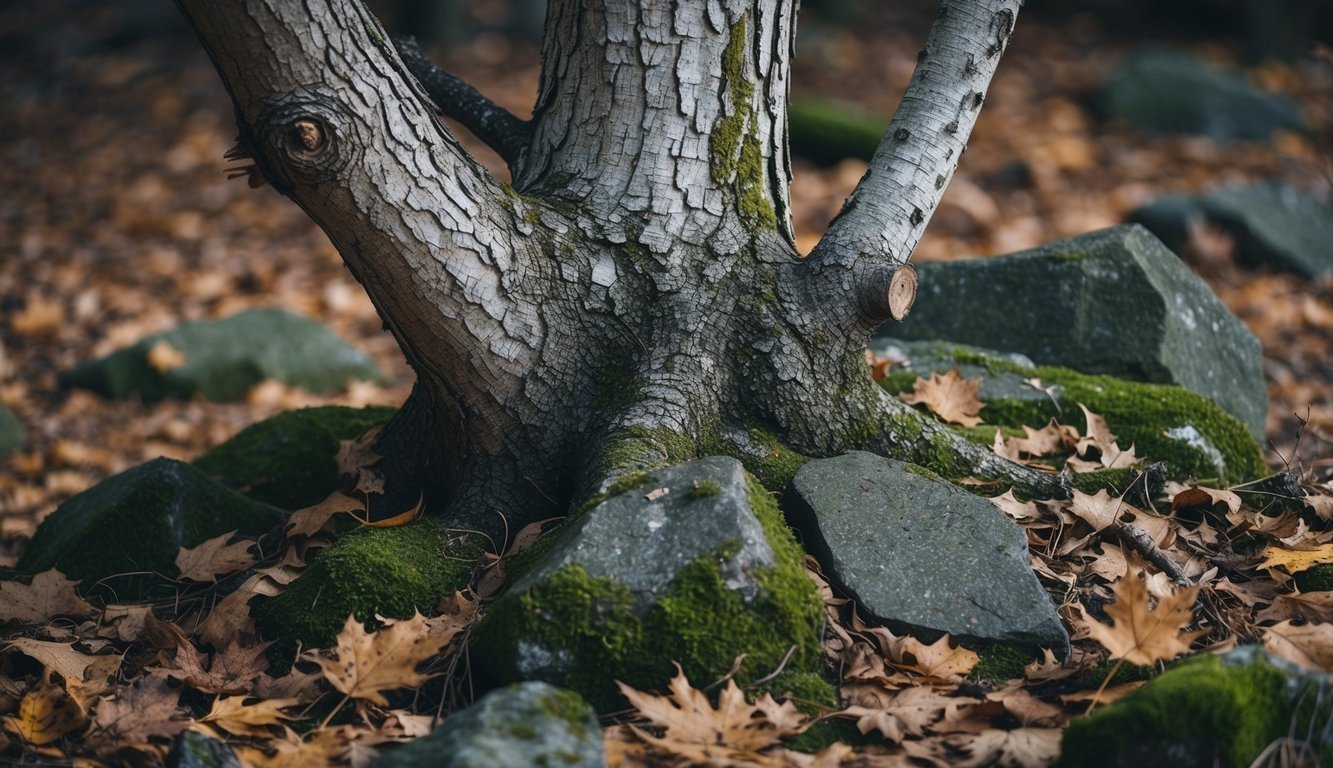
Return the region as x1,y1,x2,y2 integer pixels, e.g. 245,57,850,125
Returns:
785,451,1069,656
884,225,1267,440
370,682,603,768
472,456,824,709
17,458,282,599
193,405,396,510
1058,646,1332,767
165,730,242,768
0,403,21,453
1129,183,1333,277
60,308,383,402
1100,49,1304,140
872,338,1265,483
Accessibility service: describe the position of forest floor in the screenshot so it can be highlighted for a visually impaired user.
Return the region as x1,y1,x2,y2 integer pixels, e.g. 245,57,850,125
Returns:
1,1,1331,766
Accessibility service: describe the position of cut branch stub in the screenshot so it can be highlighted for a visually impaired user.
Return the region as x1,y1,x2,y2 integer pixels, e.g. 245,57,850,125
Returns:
859,263,918,323
887,264,918,321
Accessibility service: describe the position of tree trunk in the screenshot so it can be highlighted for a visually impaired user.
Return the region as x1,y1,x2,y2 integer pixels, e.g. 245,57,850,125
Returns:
175,0,1064,546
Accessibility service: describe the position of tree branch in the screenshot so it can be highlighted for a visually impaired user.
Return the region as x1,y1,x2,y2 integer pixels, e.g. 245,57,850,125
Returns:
393,35,533,174
807,0,1021,324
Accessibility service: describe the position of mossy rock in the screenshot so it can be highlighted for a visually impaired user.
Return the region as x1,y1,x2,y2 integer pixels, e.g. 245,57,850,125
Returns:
252,518,483,653
787,99,886,165
1293,563,1333,593
17,458,282,600
1058,648,1332,767
472,457,825,712
60,308,384,403
0,403,22,453
193,406,396,510
875,339,1264,484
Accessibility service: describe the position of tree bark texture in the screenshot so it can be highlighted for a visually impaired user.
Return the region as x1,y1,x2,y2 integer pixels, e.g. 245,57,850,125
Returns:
175,0,1060,545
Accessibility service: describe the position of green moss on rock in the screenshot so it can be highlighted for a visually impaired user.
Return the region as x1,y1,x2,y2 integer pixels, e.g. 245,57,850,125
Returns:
1058,653,1295,768
472,474,824,712
253,518,482,652
18,458,281,600
881,360,1264,483
970,642,1037,683
194,406,396,510
1294,563,1333,593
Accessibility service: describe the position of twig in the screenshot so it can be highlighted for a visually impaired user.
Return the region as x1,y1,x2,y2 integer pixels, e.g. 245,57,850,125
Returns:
1108,523,1189,587
746,644,800,689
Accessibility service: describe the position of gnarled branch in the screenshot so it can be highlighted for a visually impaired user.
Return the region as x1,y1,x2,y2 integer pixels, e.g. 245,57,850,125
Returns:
393,35,533,174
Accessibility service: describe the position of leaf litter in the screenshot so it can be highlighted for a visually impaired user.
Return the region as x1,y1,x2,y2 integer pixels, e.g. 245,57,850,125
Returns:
2,1,1332,766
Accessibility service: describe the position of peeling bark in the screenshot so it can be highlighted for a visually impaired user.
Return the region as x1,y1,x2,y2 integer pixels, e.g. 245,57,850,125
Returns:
175,0,1062,546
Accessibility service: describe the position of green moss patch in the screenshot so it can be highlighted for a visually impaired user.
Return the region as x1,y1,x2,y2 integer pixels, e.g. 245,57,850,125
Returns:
253,518,482,653
194,406,395,510
710,14,777,232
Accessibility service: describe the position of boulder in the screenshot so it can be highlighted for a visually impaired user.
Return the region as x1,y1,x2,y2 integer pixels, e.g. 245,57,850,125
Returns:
370,682,603,768
785,451,1069,656
1100,49,1305,140
60,308,382,402
472,456,825,710
0,403,21,453
193,406,396,510
253,518,483,653
883,225,1268,440
872,338,1265,483
1129,183,1333,277
1058,646,1332,767
17,458,282,600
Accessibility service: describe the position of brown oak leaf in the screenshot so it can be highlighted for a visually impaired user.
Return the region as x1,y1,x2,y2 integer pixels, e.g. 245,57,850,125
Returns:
0,569,94,625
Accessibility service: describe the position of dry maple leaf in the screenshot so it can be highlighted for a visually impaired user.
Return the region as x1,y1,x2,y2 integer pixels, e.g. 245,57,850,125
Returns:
199,695,298,738
899,369,985,427
3,639,97,682
158,639,271,695
1069,489,1127,532
175,530,257,582
943,726,1063,768
894,635,980,680
92,673,190,746
1,678,87,747
616,663,808,763
842,685,966,743
306,612,458,707
1262,621,1333,672
0,569,94,625
1076,562,1203,666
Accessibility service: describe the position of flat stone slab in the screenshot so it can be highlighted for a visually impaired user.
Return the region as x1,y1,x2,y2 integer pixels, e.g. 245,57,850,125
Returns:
1130,183,1333,277
371,682,603,768
60,308,383,402
1100,48,1304,140
882,225,1267,440
786,452,1068,655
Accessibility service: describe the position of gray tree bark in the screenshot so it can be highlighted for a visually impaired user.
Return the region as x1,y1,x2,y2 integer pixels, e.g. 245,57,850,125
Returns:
175,0,1063,546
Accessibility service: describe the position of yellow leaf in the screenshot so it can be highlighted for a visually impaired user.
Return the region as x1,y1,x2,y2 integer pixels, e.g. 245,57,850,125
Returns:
199,695,298,738
175,531,257,582
899,369,985,427
2,679,87,746
0,569,95,625
1077,561,1203,666
305,612,460,706
1257,545,1333,574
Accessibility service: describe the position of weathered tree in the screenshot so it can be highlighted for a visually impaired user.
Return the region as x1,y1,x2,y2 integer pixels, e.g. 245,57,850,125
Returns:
176,0,1065,544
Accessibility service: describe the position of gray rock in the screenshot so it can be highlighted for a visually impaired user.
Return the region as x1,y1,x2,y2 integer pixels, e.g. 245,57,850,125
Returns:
883,225,1267,440
1130,183,1333,277
1058,646,1332,768
0,402,21,453
785,451,1069,656
870,337,1265,483
166,731,241,768
472,457,824,710
60,308,383,402
17,457,282,600
1101,49,1305,140
371,682,603,768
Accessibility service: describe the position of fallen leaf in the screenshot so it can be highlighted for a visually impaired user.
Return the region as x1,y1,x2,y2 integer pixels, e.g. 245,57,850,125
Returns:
287,492,367,539
944,726,1063,767
842,686,966,743
1256,545,1333,574
1069,489,1127,532
306,612,459,706
199,695,297,738
145,340,186,372
92,673,190,746
336,428,383,477
0,569,95,625
899,369,985,427
1262,621,1333,672
895,635,980,679
2,678,87,746
1076,561,1203,666
157,639,270,695
3,639,96,682
175,531,257,582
